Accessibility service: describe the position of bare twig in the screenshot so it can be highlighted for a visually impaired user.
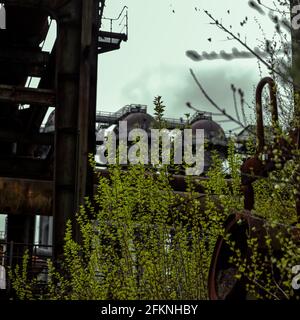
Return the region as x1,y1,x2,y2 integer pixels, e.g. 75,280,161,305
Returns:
248,277,281,300
231,84,241,123
250,0,290,15
239,89,248,126
265,229,290,300
204,10,299,89
189,69,253,133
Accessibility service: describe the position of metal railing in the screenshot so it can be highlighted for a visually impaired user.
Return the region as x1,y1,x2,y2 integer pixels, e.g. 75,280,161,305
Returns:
100,6,128,37
98,0,106,28
163,117,187,127
96,107,216,129
189,111,213,124
162,111,213,128
96,104,147,123
0,242,53,295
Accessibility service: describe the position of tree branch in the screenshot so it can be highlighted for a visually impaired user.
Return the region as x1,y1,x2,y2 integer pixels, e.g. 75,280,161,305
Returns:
189,69,254,134
204,10,299,90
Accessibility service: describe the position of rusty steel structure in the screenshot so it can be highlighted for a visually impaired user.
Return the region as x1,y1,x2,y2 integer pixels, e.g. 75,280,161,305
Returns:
241,77,300,215
0,0,128,262
208,77,300,300
2,0,298,301
0,0,228,298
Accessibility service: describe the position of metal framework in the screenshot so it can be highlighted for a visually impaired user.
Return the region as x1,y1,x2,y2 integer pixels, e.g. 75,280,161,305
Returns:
0,0,128,269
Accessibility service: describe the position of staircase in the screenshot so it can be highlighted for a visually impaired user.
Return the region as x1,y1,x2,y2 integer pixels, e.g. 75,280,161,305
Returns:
98,6,128,54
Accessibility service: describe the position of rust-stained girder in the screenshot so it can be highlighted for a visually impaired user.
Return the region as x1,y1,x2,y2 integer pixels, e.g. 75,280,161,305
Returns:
0,177,52,216
0,172,209,217
0,85,55,106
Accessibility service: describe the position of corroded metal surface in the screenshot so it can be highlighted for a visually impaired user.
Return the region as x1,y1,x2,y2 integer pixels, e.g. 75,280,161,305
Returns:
0,171,210,217
0,177,52,216
208,211,300,300
209,77,300,300
0,85,55,106
255,77,278,153
0,1,105,258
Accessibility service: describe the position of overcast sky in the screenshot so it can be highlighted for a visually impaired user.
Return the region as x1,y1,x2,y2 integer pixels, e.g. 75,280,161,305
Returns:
97,0,287,132
0,0,289,231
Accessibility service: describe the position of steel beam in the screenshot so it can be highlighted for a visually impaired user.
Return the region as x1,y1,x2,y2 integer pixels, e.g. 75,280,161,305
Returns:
0,64,47,78
0,177,52,216
0,157,51,179
0,47,49,63
0,130,53,145
0,171,207,217
2,0,63,11
0,85,55,106
0,47,49,67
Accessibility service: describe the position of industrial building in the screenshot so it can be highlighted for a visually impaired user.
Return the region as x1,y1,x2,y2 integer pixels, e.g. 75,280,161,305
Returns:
0,0,230,298
0,0,129,297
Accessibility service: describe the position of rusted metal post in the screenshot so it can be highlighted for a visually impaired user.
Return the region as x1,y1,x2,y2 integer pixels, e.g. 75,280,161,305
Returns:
76,0,99,218
255,77,278,153
53,0,83,257
86,0,99,201
53,0,99,258
240,77,279,211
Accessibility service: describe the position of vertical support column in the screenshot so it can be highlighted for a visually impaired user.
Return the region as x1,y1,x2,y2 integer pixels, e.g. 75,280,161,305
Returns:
87,0,99,200
53,0,99,258
53,0,82,258
77,0,99,213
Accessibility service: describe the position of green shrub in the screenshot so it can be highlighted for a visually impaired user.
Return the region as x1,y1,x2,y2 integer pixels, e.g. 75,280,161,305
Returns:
9,136,300,300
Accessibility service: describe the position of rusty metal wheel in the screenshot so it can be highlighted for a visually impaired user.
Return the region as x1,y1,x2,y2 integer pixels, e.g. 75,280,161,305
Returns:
208,214,249,300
